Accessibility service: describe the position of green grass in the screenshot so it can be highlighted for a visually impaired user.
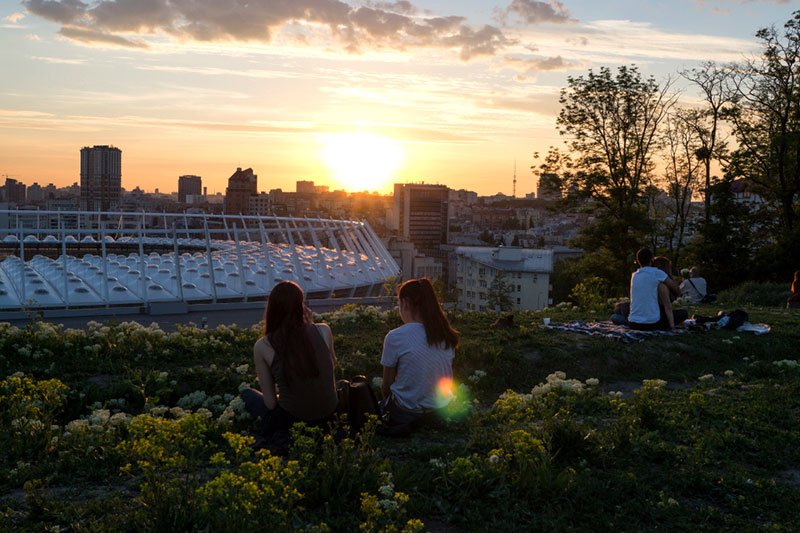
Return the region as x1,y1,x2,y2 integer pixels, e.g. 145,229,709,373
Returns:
1,304,799,531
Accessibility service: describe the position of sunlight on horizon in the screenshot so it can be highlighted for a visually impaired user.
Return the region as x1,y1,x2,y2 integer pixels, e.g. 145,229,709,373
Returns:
320,132,404,192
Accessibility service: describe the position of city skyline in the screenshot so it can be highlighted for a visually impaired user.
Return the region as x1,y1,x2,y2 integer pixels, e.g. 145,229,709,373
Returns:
1,0,794,195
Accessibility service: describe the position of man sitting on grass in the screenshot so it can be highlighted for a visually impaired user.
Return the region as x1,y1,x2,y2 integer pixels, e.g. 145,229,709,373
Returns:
628,248,684,331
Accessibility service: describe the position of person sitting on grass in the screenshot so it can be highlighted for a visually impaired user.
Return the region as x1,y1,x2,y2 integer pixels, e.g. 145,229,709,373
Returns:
680,266,710,304
788,270,800,309
241,281,338,445
380,278,459,435
628,248,683,331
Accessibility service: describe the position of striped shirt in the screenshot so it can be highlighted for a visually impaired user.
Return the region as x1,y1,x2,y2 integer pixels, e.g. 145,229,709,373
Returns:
380,322,454,412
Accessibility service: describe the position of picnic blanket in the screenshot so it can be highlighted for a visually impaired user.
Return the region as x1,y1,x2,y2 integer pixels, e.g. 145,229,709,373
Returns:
546,320,771,343
545,321,691,343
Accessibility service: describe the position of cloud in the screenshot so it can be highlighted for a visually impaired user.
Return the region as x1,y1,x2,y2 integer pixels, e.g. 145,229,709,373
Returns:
501,54,577,80
59,26,148,48
5,12,25,23
23,0,512,60
499,0,575,25
31,55,86,64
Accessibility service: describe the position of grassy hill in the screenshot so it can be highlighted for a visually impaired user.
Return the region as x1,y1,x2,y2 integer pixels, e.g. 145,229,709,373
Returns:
1,303,799,531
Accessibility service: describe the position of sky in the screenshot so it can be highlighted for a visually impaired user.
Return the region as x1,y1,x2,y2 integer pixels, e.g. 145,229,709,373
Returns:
0,0,796,196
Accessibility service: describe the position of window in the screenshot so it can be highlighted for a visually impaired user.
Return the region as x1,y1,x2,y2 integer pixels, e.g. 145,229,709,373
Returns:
517,298,521,305
517,285,521,292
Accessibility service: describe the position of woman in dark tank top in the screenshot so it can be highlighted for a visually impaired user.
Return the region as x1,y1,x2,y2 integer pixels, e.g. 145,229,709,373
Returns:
241,281,338,437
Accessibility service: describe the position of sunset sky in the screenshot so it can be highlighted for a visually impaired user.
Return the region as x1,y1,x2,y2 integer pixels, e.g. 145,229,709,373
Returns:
0,0,795,196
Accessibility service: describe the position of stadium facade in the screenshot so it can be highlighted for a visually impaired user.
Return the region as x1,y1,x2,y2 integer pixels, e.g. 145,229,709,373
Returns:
0,210,399,312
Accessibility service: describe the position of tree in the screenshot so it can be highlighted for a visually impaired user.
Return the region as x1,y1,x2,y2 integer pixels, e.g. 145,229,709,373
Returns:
487,271,514,312
681,61,733,224
556,66,677,286
681,177,754,289
557,65,676,219
726,11,800,239
656,108,705,266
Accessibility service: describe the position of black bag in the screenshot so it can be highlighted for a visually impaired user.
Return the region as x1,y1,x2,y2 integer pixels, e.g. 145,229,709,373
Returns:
701,293,717,304
337,375,380,433
717,309,749,329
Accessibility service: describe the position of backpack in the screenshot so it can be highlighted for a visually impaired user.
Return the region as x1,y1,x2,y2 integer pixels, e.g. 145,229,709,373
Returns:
717,309,749,330
336,375,380,434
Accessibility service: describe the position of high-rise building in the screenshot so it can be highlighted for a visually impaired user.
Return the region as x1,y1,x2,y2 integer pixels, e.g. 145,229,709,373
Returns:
224,167,257,215
2,178,26,206
296,180,316,195
178,175,202,203
393,183,449,256
80,145,122,211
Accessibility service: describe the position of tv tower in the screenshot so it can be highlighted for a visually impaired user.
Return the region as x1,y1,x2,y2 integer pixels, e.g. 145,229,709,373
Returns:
512,160,517,198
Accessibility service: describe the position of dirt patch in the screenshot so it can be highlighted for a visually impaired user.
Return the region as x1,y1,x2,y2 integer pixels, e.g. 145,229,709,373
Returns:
85,374,116,390
603,381,641,397
522,350,542,363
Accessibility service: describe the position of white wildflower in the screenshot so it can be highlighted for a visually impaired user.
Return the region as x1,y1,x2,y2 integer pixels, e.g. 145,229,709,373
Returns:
698,374,714,382
65,419,89,433
724,370,735,377
378,483,394,498
585,378,600,387
488,454,500,464
195,407,213,419
109,413,129,427
235,364,249,375
149,406,168,417
88,409,111,426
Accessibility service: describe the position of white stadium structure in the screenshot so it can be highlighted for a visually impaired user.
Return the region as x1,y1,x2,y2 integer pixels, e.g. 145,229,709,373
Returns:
0,210,399,312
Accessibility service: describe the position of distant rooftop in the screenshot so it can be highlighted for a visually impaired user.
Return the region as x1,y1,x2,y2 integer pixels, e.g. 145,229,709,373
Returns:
454,246,553,273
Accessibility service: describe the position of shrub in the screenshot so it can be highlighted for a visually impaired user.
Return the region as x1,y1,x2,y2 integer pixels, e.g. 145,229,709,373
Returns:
717,281,790,307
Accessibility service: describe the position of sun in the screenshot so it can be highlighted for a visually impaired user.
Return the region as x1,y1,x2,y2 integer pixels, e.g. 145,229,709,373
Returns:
321,132,404,192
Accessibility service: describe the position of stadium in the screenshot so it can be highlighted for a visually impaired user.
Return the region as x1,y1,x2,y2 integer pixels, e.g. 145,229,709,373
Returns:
0,209,399,314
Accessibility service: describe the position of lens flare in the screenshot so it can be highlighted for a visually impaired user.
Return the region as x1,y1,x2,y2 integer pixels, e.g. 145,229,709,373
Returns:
436,377,455,405
435,377,472,422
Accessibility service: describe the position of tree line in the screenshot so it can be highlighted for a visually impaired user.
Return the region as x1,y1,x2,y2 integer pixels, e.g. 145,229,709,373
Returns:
539,10,800,298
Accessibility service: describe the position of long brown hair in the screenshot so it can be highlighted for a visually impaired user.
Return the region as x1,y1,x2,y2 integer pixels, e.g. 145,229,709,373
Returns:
653,256,673,276
792,270,799,294
263,281,318,382
398,278,459,350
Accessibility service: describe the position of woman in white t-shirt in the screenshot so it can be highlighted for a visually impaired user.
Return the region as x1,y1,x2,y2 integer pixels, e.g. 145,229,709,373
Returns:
380,278,459,430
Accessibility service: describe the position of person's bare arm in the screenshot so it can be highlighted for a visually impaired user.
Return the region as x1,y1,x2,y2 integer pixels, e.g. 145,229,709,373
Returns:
381,366,397,398
253,339,278,410
316,323,337,366
663,276,679,297
658,283,675,329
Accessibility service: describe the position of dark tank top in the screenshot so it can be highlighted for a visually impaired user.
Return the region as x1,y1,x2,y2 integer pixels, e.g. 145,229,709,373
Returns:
267,324,337,421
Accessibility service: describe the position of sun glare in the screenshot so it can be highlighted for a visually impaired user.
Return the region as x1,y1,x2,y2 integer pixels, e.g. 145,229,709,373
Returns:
321,133,404,192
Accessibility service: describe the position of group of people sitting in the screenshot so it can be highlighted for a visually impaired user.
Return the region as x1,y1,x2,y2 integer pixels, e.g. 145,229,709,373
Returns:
241,278,457,443
613,248,712,331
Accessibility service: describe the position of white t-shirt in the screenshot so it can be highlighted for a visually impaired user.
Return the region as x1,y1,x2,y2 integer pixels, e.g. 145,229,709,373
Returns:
679,277,707,304
628,266,668,325
380,322,454,412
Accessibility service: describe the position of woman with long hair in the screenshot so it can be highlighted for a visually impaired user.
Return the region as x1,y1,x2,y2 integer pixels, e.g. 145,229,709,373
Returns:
380,278,459,430
241,281,338,438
